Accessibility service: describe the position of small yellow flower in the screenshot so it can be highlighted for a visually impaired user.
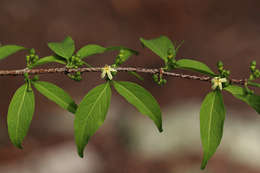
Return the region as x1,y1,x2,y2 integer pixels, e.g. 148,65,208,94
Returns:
101,65,117,80
211,77,227,90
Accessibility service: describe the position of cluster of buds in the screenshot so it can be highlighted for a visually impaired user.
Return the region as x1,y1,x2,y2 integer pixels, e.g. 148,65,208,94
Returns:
152,68,167,85
249,60,260,80
66,55,85,81
68,71,82,81
66,55,84,69
165,48,176,71
26,49,39,68
115,49,127,66
217,61,230,77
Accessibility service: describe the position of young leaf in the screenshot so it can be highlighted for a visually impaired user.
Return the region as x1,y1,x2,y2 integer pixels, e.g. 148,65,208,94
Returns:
224,85,260,114
200,90,225,169
31,55,66,67
113,81,162,132
7,84,35,149
106,46,138,66
74,82,111,157
140,36,174,62
33,81,77,113
47,36,75,59
77,44,106,59
176,59,216,76
0,45,26,60
106,46,138,54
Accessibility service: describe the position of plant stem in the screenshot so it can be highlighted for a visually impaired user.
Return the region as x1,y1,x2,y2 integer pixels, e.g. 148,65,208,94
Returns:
0,67,247,86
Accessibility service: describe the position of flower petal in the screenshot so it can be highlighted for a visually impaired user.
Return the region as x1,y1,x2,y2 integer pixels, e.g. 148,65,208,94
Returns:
107,71,113,80
111,68,117,72
218,83,223,90
212,83,218,90
101,71,106,78
220,78,227,83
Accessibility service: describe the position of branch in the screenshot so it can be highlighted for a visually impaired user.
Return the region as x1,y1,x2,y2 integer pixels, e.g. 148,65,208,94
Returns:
0,67,246,85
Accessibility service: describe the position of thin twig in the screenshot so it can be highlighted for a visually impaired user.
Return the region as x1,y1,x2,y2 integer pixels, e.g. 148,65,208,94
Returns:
0,67,246,85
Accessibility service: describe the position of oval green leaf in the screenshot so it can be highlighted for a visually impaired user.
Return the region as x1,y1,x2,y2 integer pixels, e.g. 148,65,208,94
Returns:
7,84,35,149
77,44,106,59
176,59,216,76
113,81,162,132
140,36,174,61
0,45,26,60
200,90,225,169
33,81,77,113
31,55,67,67
47,36,75,59
74,82,111,157
224,85,260,114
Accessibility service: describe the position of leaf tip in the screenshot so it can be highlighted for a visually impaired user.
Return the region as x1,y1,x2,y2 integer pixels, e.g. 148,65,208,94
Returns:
77,149,84,158
200,164,206,170
13,142,23,149
18,145,23,149
200,158,207,170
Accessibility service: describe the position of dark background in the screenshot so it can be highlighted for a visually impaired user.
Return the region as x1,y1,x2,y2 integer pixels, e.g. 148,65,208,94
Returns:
0,0,260,172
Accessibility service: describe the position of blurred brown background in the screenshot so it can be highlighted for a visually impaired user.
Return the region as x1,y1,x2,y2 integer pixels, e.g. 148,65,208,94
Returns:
1,0,260,172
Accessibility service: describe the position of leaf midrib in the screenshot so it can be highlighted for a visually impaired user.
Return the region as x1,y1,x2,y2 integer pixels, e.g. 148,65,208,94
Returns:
15,86,27,144
35,82,70,109
116,82,157,121
79,83,108,147
176,59,215,76
206,92,216,158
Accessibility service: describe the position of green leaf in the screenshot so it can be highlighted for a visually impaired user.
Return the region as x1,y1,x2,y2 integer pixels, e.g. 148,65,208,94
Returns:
47,36,75,59
248,81,260,88
106,46,138,54
200,90,225,169
246,94,260,114
33,81,77,113
116,48,138,66
74,82,111,157
31,55,66,67
7,84,35,149
113,81,162,132
77,44,106,59
176,59,216,76
0,45,26,60
224,85,260,114
140,36,174,61
106,46,138,66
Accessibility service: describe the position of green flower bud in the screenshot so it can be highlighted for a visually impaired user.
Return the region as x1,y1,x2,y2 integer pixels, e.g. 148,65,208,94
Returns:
251,60,257,66
255,70,260,78
29,48,35,55
226,70,230,76
26,55,30,62
249,74,255,80
250,66,256,72
217,61,224,68
152,74,159,82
